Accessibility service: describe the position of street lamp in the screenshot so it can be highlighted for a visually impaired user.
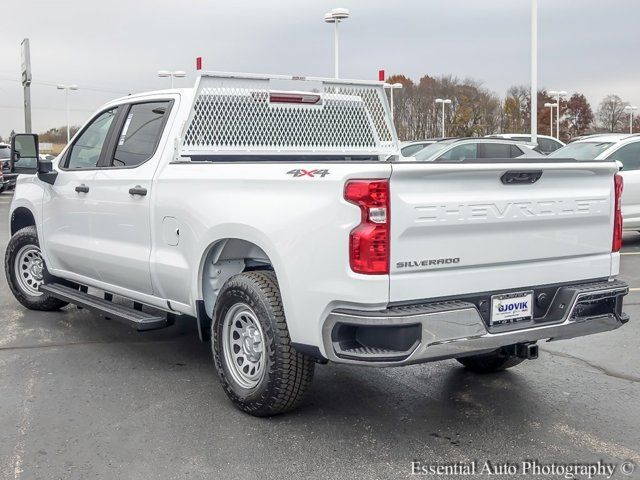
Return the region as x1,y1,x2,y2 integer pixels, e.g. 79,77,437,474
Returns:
435,98,452,137
384,82,403,120
544,102,558,137
624,105,638,134
158,70,186,88
549,90,567,139
324,8,350,78
56,84,79,144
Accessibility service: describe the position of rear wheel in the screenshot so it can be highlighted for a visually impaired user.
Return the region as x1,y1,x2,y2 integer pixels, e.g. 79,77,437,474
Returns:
4,226,68,311
212,271,315,416
457,348,525,373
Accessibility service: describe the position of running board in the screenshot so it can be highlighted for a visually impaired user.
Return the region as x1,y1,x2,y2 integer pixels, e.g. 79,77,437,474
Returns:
40,283,169,331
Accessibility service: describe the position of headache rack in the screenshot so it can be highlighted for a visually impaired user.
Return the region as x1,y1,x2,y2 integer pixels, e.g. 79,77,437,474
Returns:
179,72,399,158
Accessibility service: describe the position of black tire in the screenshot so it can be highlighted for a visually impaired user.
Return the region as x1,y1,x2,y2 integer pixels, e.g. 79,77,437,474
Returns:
4,226,68,311
212,271,315,416
456,348,525,373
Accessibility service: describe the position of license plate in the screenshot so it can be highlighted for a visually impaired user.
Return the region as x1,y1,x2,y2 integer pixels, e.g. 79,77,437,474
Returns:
490,291,533,326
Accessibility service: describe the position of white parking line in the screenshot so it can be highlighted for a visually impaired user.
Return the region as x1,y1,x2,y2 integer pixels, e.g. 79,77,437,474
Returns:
621,252,640,255
630,288,640,292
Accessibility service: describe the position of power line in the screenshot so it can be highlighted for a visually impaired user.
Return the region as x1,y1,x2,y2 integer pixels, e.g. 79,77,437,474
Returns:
0,104,96,113
0,75,130,95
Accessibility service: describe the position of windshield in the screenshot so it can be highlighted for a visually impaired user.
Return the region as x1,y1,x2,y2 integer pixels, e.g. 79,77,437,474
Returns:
548,141,614,160
413,140,457,161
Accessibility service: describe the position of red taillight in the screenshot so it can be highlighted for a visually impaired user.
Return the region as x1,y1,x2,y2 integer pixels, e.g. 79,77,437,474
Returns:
344,180,390,274
613,173,623,252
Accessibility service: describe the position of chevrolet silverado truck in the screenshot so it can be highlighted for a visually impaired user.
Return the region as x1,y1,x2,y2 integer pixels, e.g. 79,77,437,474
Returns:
4,72,630,416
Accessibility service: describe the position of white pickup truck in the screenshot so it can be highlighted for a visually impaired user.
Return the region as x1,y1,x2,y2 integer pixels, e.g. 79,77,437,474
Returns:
4,72,630,416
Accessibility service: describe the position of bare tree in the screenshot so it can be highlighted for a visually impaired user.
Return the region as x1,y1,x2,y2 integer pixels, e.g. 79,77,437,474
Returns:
387,73,501,140
597,95,627,132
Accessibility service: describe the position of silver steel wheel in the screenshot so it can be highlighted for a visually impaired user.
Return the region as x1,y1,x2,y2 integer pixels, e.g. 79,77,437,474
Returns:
14,245,45,297
222,303,266,389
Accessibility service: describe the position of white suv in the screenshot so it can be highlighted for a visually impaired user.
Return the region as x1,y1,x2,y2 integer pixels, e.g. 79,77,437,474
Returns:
412,138,543,162
487,134,565,155
549,134,640,230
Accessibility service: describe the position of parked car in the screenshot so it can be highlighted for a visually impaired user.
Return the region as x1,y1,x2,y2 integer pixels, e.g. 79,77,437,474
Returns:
0,166,6,194
4,72,629,416
0,143,14,191
400,138,452,158
411,137,544,161
549,133,640,231
486,134,564,154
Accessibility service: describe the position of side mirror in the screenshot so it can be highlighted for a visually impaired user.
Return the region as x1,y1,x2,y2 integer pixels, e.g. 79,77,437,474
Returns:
11,133,39,175
10,133,57,185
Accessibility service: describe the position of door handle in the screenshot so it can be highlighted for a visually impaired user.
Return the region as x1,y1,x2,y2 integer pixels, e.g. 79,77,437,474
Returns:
75,184,90,193
129,185,148,196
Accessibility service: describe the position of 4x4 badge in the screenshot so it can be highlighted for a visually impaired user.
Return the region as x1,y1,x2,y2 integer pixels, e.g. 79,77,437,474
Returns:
287,169,330,178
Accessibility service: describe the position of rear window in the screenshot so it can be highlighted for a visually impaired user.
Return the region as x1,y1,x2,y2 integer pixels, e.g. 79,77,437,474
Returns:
436,143,478,161
548,142,614,160
413,140,457,161
401,143,430,157
538,138,562,153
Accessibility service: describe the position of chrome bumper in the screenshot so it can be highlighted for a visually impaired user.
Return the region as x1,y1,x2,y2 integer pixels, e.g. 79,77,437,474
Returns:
322,280,629,366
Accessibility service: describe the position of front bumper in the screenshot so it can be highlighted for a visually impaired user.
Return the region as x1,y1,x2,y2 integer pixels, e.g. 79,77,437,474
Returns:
322,279,629,366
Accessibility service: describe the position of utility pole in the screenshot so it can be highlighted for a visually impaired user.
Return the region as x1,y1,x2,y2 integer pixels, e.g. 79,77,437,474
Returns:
530,0,537,144
21,39,32,133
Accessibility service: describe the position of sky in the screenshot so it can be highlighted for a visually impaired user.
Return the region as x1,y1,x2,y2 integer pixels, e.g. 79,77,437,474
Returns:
0,0,639,138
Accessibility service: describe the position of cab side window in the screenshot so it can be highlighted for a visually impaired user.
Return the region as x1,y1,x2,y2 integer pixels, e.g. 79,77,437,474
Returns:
607,142,640,171
110,102,170,168
66,109,117,169
479,143,512,159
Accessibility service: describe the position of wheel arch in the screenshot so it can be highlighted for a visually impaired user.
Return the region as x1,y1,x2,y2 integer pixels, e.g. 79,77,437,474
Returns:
10,207,36,236
196,237,276,341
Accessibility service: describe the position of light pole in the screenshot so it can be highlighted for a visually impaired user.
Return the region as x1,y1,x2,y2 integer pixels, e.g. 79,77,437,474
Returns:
549,90,567,139
158,70,186,88
385,82,403,120
624,106,638,134
56,84,79,144
324,8,350,78
531,0,537,144
435,98,452,137
544,102,557,137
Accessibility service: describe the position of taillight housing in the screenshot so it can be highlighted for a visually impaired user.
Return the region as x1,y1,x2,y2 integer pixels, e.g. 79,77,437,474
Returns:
613,173,623,252
344,180,390,274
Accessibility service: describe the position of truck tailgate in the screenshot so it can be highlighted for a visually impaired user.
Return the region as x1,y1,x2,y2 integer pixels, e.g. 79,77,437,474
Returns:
389,161,619,302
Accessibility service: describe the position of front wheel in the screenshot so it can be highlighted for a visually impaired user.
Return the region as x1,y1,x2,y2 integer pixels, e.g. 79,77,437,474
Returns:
4,226,68,311
456,348,525,373
212,271,315,416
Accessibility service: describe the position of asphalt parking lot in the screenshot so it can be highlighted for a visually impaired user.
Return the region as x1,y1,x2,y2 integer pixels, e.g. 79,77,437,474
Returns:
1,189,639,480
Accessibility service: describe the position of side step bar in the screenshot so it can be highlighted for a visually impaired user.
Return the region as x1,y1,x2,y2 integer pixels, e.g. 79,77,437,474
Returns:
40,283,169,331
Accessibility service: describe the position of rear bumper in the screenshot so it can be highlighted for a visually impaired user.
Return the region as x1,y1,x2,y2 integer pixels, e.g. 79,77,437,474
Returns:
322,280,629,366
